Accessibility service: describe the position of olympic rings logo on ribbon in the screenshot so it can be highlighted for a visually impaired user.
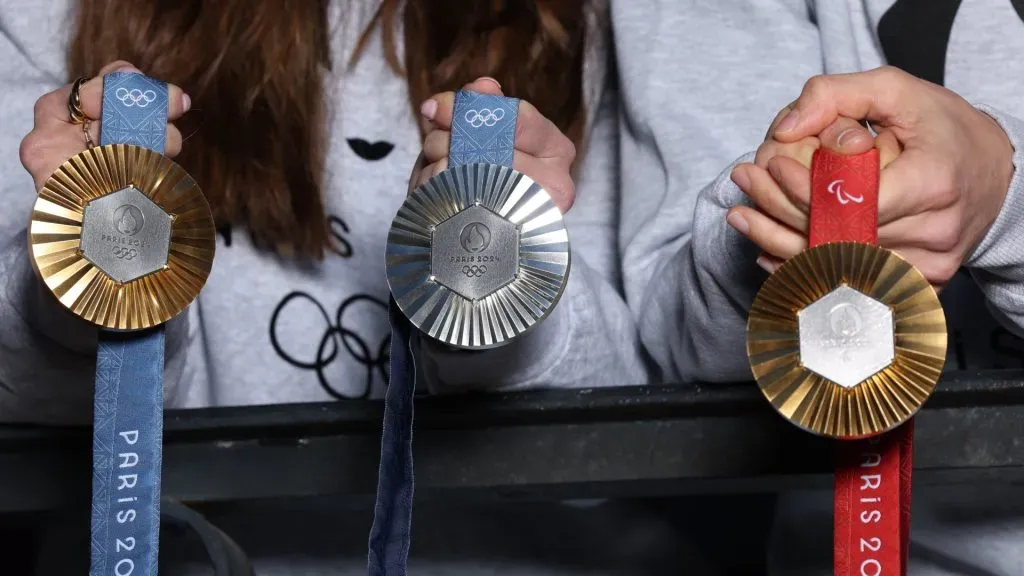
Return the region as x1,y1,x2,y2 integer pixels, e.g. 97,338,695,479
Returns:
462,265,487,277
115,87,157,108
112,246,138,260
464,108,505,128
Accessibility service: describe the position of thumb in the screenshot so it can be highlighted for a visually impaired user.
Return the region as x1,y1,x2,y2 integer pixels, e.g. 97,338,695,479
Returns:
773,67,917,143
818,117,875,155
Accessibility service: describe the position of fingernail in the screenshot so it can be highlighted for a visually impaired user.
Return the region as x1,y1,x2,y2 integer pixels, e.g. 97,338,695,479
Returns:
756,256,774,274
836,127,861,149
114,65,141,74
420,99,438,121
480,76,502,90
775,109,800,134
182,93,191,113
730,166,751,191
727,212,749,235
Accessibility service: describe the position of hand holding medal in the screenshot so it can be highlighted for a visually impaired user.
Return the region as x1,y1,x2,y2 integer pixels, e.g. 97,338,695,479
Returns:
386,77,572,349
20,61,189,192
729,65,1015,286
24,62,215,575
726,66,1005,576
370,79,573,574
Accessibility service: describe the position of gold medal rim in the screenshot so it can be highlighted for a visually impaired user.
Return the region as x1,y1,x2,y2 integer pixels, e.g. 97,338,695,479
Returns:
746,242,947,440
28,144,216,331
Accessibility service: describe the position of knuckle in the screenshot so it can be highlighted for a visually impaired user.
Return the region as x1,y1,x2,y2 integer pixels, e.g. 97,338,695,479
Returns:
423,130,447,159
917,254,959,285
877,65,905,83
18,131,49,173
561,137,577,163
803,74,831,98
931,165,958,204
754,142,778,167
545,174,575,211
431,159,448,177
33,93,55,122
929,257,960,285
929,214,962,252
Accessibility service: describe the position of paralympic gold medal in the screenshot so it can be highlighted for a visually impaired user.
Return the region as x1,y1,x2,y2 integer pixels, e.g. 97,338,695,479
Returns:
746,148,947,439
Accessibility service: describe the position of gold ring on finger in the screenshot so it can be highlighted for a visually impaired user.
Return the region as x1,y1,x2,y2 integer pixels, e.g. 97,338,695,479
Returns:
67,76,89,125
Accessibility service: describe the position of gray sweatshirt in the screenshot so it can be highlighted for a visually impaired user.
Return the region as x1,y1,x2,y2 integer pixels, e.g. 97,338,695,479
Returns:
611,0,1024,574
0,1,678,574
0,0,648,426
4,0,1024,574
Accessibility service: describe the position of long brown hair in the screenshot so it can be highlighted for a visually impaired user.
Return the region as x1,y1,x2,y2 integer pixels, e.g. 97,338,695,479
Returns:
69,0,589,259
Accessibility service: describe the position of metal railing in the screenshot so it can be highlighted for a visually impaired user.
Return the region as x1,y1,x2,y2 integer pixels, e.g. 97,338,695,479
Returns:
1,370,1023,513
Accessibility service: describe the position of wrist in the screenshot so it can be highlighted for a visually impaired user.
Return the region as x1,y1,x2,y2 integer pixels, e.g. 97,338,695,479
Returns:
964,105,1024,270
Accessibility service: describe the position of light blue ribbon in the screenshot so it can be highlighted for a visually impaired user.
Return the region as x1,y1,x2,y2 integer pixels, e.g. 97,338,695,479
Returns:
90,72,168,576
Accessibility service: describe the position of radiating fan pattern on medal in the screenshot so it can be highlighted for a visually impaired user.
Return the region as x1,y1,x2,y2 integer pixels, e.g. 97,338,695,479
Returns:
746,242,947,439
29,144,215,331
385,164,570,349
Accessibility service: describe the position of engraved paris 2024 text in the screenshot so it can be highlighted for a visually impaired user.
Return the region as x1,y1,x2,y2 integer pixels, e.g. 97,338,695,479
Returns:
449,254,500,263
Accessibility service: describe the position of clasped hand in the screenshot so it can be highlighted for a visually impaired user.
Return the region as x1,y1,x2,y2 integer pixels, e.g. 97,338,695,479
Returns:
728,66,1015,289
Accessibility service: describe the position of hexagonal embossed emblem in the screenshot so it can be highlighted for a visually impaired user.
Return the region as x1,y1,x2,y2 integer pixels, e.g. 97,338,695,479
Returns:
80,186,172,283
431,205,519,301
798,285,895,388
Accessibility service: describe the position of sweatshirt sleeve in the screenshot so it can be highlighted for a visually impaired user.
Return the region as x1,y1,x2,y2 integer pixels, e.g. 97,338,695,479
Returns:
0,23,191,424
418,70,650,393
611,0,823,382
962,106,1024,336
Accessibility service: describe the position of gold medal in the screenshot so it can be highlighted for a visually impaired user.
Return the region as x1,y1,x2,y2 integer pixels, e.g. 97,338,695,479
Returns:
28,144,215,331
746,148,947,439
747,242,946,438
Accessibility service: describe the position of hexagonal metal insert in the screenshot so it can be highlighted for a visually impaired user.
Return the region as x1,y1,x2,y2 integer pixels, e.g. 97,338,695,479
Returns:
430,205,519,301
80,186,172,283
798,285,895,388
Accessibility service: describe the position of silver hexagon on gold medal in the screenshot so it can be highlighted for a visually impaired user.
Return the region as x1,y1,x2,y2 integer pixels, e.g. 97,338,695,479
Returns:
746,242,948,439
29,144,216,331
385,163,571,350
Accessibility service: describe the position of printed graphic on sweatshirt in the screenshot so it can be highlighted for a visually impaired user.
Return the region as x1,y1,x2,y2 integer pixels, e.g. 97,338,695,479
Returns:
877,1,1024,371
879,0,1024,85
269,291,390,400
347,138,395,161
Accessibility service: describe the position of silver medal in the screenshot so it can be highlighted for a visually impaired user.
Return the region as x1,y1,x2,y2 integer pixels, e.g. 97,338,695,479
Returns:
386,163,570,350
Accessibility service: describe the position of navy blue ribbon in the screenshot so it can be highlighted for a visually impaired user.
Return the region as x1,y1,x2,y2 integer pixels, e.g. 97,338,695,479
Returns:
367,90,519,575
90,72,169,576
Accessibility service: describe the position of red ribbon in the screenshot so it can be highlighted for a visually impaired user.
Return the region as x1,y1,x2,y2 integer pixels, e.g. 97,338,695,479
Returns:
809,148,912,576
